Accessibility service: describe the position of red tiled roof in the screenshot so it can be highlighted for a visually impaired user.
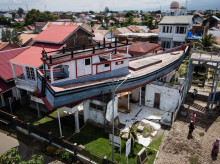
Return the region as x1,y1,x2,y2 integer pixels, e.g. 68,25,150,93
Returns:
118,41,161,55
34,25,79,44
35,22,47,27
10,43,64,68
0,47,29,81
127,26,144,33
0,78,14,93
93,29,109,36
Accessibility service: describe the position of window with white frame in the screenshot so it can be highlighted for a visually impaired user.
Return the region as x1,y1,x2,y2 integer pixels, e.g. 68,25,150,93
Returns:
25,67,35,80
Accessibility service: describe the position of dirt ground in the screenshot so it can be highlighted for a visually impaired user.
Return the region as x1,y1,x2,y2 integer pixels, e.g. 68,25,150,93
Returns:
156,88,220,164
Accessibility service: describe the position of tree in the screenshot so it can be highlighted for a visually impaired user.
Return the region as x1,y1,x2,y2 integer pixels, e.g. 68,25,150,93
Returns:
17,7,24,17
12,12,16,21
141,14,154,29
120,126,138,151
25,9,58,25
125,11,134,18
1,28,22,45
194,34,217,51
89,10,94,14
90,21,94,27
0,148,44,164
140,10,143,16
104,6,109,13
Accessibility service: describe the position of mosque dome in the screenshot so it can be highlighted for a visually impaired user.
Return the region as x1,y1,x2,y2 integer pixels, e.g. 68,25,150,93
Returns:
170,1,179,9
180,5,186,9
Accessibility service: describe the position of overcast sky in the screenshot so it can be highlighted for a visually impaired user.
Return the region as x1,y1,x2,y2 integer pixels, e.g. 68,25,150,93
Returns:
0,0,219,12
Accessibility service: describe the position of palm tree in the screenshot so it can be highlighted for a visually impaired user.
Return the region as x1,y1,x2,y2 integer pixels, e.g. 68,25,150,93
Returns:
194,34,217,52
120,126,138,150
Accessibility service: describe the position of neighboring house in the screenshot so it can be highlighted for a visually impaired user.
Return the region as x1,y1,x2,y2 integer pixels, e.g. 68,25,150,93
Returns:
23,25,35,32
10,25,94,112
117,33,158,43
42,21,92,32
93,29,115,41
113,27,132,37
56,19,72,22
118,41,161,58
158,15,193,49
0,47,29,108
193,12,205,24
0,42,19,51
3,13,12,18
19,33,38,47
35,22,47,33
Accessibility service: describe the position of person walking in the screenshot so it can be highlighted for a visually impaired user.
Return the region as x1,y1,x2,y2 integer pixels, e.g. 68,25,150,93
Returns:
212,139,219,158
188,121,195,138
190,112,196,125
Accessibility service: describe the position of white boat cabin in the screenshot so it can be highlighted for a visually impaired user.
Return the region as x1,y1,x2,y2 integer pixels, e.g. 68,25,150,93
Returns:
40,42,131,86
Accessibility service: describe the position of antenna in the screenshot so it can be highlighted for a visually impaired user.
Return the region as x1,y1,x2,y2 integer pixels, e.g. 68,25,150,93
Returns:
26,4,28,11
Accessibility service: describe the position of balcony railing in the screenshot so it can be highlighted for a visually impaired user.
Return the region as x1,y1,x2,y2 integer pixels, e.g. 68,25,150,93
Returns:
15,78,37,92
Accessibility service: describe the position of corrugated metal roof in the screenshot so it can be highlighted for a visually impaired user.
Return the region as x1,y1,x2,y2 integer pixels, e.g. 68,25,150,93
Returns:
42,22,83,31
159,15,193,25
10,43,64,68
0,78,14,93
34,25,79,44
0,47,29,81
19,33,38,46
0,42,9,50
118,41,161,55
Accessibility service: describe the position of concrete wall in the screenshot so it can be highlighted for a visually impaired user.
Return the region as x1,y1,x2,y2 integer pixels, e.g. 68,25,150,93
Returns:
145,84,180,112
83,99,106,125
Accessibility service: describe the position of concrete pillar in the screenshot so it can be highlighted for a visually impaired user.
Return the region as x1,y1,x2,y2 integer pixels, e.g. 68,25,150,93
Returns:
36,102,41,118
16,88,22,103
74,111,80,133
0,93,5,106
57,109,63,137
83,100,89,123
139,87,142,106
50,66,54,84
10,63,17,78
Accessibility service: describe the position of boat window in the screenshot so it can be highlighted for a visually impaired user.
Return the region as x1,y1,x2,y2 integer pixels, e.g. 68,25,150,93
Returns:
85,58,91,65
105,63,110,67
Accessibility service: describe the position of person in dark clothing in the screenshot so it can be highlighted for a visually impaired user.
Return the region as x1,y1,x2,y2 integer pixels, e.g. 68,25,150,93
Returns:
188,121,195,137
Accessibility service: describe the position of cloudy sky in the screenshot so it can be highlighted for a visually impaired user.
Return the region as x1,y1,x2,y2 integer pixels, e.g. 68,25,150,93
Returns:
0,0,219,12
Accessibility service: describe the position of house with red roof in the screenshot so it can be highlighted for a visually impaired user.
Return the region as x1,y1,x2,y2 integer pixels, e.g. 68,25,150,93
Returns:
0,47,29,107
9,25,94,112
117,41,161,58
0,42,19,51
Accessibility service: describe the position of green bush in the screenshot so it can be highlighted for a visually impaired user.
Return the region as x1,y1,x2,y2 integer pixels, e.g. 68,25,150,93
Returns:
61,151,70,161
46,146,57,156
55,148,64,157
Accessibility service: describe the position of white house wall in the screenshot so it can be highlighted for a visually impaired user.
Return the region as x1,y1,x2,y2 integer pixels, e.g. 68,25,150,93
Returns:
145,84,180,112
83,99,106,125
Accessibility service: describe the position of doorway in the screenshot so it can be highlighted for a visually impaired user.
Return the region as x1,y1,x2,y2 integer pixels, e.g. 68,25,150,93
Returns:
154,93,160,109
